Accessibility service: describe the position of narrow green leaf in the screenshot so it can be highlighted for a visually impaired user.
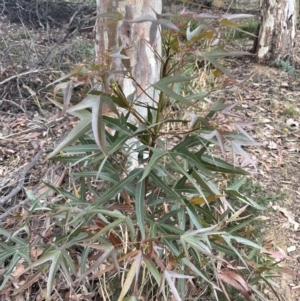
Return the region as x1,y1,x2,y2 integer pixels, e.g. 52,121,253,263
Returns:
92,218,125,241
140,149,165,181
149,171,182,201
226,177,266,210
47,117,92,159
222,236,249,268
103,115,132,134
0,227,27,245
159,207,185,223
143,258,161,287
163,238,219,289
0,250,31,290
108,133,131,155
93,169,143,207
96,12,123,21
17,250,63,298
185,203,204,229
168,155,205,198
172,135,204,151
63,144,101,152
76,245,116,283
199,154,249,175
158,223,184,235
227,234,262,249
153,76,196,106
125,217,135,242
170,149,212,176
211,241,236,256
135,180,146,240
42,183,87,205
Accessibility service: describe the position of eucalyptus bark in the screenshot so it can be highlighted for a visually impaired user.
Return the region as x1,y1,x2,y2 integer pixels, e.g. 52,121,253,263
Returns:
95,0,162,115
256,0,296,63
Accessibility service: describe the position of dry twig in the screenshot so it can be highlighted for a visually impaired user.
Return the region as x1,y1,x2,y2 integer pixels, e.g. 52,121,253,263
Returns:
0,69,45,86
0,148,46,205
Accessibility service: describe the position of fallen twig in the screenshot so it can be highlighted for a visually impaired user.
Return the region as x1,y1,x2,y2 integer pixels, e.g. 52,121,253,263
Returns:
0,163,64,220
0,197,30,220
0,69,45,86
0,148,46,205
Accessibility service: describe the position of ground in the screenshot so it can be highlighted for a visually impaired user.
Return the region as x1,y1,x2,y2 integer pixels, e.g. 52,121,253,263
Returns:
0,1,300,300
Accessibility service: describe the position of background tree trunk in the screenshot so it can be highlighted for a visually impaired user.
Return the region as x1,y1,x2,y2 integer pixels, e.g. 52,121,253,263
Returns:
95,0,162,117
256,0,296,63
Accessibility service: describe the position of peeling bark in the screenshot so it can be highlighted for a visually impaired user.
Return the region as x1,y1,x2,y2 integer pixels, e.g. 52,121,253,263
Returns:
256,0,296,63
95,0,162,117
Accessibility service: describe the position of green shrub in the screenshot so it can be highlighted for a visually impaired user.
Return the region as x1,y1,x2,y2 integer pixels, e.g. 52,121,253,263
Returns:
275,59,295,73
0,9,284,301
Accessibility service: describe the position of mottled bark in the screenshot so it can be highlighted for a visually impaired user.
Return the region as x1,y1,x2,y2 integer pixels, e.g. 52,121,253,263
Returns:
95,0,162,117
256,0,296,63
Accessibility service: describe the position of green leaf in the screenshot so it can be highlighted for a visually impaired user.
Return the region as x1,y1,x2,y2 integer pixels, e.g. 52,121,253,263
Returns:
172,135,204,151
0,248,32,290
196,47,254,79
185,204,204,229
123,297,139,301
64,169,143,225
143,258,162,288
158,223,184,235
47,116,92,159
92,218,125,241
42,182,88,205
18,250,64,298
140,148,165,181
0,227,27,245
211,241,237,257
76,244,118,283
125,217,135,242
135,179,146,240
226,234,262,249
149,171,182,201
104,115,132,134
94,169,142,206
199,154,249,175
170,149,212,176
67,94,117,155
222,235,249,268
201,47,255,59
226,177,266,210
73,171,119,182
50,156,90,163
153,76,196,106
210,100,232,112
163,238,219,289
220,18,241,27
168,155,205,198
163,270,194,301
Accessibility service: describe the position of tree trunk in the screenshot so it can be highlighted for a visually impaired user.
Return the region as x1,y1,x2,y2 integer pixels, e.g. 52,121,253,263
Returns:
256,0,296,63
94,0,162,117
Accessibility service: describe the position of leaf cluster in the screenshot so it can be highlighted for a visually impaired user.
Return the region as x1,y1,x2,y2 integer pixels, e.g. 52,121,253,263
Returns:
0,8,286,301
